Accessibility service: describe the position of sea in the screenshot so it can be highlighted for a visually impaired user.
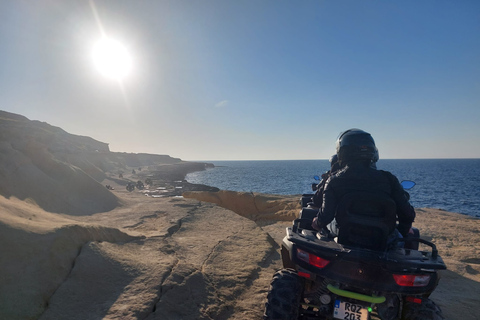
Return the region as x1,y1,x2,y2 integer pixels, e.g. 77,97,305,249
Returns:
185,159,480,218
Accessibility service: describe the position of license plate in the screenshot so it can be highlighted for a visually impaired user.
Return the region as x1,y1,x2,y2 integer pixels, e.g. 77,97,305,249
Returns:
333,300,369,320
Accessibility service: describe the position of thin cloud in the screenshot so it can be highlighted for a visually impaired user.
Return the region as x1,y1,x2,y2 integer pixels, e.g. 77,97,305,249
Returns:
215,100,229,107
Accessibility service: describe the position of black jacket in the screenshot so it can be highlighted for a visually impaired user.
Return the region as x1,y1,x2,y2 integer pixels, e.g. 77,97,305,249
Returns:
317,162,416,236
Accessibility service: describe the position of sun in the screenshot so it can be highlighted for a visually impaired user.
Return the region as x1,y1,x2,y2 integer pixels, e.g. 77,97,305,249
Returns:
92,38,132,80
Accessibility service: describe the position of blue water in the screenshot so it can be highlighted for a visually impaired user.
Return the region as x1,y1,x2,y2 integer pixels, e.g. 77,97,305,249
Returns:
186,159,480,218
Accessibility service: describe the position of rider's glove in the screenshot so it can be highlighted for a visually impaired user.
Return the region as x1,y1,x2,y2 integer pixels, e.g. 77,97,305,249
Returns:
397,223,412,237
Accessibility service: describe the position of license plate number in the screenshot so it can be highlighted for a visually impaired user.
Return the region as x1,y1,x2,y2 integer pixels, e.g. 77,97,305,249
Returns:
333,300,368,320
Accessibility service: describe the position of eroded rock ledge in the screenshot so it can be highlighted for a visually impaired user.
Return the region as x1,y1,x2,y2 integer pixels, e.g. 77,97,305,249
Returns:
183,190,300,222
0,192,282,320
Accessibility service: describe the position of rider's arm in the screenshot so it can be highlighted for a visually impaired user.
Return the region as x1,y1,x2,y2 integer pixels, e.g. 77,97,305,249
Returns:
387,173,416,236
317,178,337,227
312,180,325,207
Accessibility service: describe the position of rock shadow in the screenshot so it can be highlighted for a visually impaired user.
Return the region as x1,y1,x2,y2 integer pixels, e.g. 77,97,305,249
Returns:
38,242,137,319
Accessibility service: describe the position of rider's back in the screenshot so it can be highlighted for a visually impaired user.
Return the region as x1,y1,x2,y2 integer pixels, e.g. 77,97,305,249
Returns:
320,161,415,238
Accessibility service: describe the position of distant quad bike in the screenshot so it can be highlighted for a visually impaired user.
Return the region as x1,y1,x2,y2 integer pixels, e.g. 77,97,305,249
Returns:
126,182,135,192
136,180,145,190
264,180,446,320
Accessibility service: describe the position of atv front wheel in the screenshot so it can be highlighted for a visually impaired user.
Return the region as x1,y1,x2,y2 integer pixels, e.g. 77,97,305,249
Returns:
402,298,445,320
264,268,303,320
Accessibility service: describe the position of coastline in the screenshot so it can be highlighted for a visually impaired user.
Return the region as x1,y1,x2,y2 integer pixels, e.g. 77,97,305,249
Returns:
184,159,480,218
1,161,479,319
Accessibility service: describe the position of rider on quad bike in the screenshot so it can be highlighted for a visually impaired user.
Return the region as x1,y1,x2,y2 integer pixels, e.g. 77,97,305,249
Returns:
264,129,446,320
312,129,415,245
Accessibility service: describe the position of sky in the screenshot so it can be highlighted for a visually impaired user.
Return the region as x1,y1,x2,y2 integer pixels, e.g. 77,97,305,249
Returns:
1,0,479,161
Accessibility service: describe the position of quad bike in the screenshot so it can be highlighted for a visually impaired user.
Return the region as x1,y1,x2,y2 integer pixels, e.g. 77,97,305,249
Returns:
126,182,135,192
136,180,145,190
264,180,446,320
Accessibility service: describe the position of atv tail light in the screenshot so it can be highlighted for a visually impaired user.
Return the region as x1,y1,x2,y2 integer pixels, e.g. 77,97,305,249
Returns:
297,271,312,279
406,296,423,304
297,248,330,269
393,274,430,287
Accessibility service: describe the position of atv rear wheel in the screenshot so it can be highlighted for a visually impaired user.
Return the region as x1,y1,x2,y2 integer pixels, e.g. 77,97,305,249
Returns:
264,268,304,320
402,299,445,320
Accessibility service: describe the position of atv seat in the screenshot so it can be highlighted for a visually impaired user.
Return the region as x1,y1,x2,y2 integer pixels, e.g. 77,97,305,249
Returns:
335,192,396,251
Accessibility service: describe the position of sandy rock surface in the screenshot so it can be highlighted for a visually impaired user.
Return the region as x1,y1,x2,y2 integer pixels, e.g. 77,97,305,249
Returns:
2,184,480,319
184,191,480,320
0,188,281,320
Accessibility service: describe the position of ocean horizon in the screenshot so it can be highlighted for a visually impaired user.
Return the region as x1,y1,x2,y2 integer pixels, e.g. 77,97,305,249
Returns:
186,159,480,218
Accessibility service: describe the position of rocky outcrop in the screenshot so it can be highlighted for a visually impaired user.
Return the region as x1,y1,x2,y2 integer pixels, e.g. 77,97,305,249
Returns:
0,109,282,319
0,196,136,320
0,110,110,153
0,193,280,320
183,190,300,221
0,139,120,215
0,110,212,215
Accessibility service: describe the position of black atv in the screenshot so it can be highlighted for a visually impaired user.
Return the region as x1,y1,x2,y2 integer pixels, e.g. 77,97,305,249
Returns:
264,181,446,320
126,182,135,192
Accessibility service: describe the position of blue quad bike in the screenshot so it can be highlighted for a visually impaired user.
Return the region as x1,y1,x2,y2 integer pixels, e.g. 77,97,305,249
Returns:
264,180,446,320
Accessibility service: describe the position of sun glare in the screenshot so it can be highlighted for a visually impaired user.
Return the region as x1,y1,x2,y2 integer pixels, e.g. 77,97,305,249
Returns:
92,38,132,80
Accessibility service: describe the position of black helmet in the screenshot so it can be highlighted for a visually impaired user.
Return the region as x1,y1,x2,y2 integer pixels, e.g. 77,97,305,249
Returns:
329,154,338,165
329,154,342,172
336,129,378,164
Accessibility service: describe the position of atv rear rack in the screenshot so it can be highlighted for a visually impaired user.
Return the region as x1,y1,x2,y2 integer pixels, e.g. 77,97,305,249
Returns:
288,218,446,272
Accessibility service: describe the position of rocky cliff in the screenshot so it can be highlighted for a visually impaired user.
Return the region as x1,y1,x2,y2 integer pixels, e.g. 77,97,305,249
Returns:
0,110,209,215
